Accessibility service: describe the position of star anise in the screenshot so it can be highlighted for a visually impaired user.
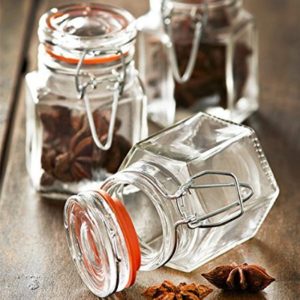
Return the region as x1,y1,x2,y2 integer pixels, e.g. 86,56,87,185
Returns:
39,105,72,139
41,140,90,184
42,136,93,183
202,263,275,292
142,280,213,300
40,107,132,184
69,135,94,181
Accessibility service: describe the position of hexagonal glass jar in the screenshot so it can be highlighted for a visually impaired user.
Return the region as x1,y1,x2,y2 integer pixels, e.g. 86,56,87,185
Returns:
25,3,147,199
64,112,278,297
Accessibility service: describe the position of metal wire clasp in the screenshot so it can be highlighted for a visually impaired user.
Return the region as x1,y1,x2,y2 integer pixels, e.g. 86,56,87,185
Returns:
123,166,253,229
75,49,127,151
174,171,254,229
159,170,254,266
161,0,208,83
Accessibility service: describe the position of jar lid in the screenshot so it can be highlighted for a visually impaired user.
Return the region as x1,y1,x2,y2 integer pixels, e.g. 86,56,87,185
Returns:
64,190,141,297
39,3,136,64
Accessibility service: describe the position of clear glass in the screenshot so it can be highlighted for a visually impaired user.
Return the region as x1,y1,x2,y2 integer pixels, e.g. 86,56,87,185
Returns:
26,3,147,198
64,112,279,297
64,191,131,297
137,0,176,127
138,0,259,125
111,112,278,272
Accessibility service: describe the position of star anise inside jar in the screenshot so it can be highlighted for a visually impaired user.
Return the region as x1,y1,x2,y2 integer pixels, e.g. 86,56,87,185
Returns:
172,16,252,110
40,106,131,185
142,280,213,300
202,262,275,292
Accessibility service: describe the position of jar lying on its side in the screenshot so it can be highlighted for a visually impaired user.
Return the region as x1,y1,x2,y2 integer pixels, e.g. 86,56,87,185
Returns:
25,4,147,198
64,112,279,297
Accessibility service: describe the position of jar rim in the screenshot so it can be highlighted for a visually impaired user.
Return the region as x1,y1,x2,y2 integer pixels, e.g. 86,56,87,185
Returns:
97,190,141,287
64,190,140,297
38,3,136,63
101,163,177,270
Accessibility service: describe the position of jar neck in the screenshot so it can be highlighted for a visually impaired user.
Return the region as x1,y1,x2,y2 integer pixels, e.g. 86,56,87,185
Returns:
38,44,137,99
39,42,135,74
101,161,179,271
167,0,243,29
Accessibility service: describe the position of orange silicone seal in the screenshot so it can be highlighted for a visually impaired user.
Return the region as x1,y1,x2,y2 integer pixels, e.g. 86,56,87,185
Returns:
45,46,125,65
97,190,141,287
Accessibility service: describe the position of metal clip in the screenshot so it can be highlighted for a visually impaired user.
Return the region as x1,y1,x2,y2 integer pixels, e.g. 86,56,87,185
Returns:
175,170,253,229
159,170,253,266
121,165,253,229
75,49,127,151
103,163,254,267
161,0,208,83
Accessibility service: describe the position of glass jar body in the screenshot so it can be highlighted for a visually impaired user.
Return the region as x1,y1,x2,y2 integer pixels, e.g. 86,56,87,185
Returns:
138,0,258,124
26,57,147,198
137,10,176,127
111,112,278,271
64,112,279,297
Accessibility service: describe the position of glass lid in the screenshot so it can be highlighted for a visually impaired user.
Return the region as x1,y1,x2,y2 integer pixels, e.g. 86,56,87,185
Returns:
39,3,136,51
64,190,140,297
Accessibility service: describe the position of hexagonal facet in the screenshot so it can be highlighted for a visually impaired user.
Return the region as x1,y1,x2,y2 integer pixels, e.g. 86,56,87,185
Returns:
120,113,279,272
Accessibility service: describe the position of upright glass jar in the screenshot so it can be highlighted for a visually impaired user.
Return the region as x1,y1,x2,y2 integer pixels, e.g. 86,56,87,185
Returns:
138,0,258,126
64,112,278,297
26,4,147,198
137,0,176,127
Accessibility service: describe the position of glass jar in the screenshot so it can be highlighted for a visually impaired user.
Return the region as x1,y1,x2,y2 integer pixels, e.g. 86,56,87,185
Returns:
137,0,176,127
25,3,148,198
137,0,258,126
64,112,278,297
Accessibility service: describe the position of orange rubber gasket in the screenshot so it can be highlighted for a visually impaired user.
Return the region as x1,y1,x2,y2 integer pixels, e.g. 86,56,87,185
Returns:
97,190,141,288
45,47,126,65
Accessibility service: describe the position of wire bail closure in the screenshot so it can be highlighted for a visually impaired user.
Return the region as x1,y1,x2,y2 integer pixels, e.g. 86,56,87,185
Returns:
75,48,127,151
118,165,254,266
161,0,208,83
160,169,253,266
174,170,253,229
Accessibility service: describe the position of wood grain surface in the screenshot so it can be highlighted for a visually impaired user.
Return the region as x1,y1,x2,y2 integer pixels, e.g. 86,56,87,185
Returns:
0,0,36,184
0,0,300,299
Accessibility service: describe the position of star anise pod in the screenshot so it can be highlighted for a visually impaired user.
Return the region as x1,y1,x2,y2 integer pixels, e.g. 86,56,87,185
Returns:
40,108,131,184
202,263,275,292
63,135,94,181
69,111,122,171
41,136,93,183
142,280,213,300
39,106,72,138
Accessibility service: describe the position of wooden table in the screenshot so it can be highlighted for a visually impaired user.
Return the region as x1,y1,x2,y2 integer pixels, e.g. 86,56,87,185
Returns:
0,0,299,299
